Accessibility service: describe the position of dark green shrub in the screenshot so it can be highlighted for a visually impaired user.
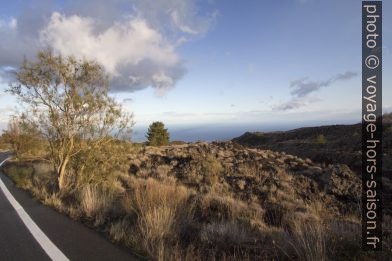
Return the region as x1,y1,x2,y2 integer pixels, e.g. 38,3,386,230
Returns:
146,122,170,146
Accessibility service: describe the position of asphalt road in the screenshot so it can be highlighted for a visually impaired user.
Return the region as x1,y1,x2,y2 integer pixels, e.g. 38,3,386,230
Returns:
0,152,139,261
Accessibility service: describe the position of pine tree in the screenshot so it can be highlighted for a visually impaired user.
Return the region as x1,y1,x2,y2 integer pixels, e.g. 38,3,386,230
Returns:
146,121,170,146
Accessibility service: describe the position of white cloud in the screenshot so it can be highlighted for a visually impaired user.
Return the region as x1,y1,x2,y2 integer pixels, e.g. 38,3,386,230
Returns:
40,12,183,92
0,0,217,93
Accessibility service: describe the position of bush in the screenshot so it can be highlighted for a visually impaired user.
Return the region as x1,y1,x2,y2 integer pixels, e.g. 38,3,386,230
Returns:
72,139,133,188
146,122,170,146
6,164,34,188
316,134,327,145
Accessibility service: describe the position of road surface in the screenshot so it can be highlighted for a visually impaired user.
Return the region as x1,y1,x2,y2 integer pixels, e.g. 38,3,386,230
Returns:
0,152,139,261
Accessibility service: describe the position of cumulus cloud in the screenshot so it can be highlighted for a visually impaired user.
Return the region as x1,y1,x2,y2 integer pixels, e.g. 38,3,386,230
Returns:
40,12,185,92
275,71,357,111
0,0,217,93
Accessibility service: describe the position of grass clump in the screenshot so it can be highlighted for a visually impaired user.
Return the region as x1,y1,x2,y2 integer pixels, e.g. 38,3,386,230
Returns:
6,164,34,188
200,154,223,186
123,177,190,259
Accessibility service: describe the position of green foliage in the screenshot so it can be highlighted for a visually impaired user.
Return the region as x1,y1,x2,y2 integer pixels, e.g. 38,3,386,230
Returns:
72,139,133,187
316,134,327,145
146,121,170,146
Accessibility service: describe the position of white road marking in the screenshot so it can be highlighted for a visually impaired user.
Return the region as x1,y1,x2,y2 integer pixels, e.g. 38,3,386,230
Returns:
0,157,69,261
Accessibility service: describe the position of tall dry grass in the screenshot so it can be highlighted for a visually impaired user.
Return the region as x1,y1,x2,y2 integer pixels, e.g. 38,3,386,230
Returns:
286,220,328,261
79,176,125,225
123,177,191,260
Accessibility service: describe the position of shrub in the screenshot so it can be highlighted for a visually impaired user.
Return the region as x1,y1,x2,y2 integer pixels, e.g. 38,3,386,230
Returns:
316,134,327,145
6,164,34,188
146,122,170,146
72,139,133,188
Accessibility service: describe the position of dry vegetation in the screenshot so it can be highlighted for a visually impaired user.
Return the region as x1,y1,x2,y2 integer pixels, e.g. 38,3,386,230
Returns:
2,141,391,260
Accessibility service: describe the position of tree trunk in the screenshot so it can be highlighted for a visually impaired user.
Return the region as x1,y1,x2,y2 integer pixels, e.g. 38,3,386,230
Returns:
58,156,70,191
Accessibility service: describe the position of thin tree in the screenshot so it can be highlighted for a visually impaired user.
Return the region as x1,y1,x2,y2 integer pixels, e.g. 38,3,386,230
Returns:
8,51,133,191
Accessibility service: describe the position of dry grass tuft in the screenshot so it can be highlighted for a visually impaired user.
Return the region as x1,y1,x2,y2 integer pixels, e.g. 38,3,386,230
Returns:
123,177,191,259
282,220,328,261
109,217,131,243
79,178,124,220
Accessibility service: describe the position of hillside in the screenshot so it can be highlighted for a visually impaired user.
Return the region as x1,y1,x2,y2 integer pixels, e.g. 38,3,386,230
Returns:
232,121,392,174
232,121,392,218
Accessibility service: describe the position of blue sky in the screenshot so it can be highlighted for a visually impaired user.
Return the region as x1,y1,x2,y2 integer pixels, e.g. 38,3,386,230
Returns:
0,0,391,141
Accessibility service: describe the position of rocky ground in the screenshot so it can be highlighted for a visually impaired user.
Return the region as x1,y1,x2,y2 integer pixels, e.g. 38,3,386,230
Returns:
128,141,361,220
232,120,392,215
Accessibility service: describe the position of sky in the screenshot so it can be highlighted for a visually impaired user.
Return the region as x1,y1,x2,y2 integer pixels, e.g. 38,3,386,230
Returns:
0,0,391,141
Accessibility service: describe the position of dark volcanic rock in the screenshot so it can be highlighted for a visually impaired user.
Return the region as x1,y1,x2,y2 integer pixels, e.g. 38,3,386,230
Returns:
128,141,362,218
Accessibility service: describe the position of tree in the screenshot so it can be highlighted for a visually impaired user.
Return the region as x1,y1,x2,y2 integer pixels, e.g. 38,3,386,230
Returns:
8,51,133,191
146,121,170,146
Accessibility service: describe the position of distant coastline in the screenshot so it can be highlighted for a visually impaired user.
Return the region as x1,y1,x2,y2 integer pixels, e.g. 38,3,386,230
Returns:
131,119,360,142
